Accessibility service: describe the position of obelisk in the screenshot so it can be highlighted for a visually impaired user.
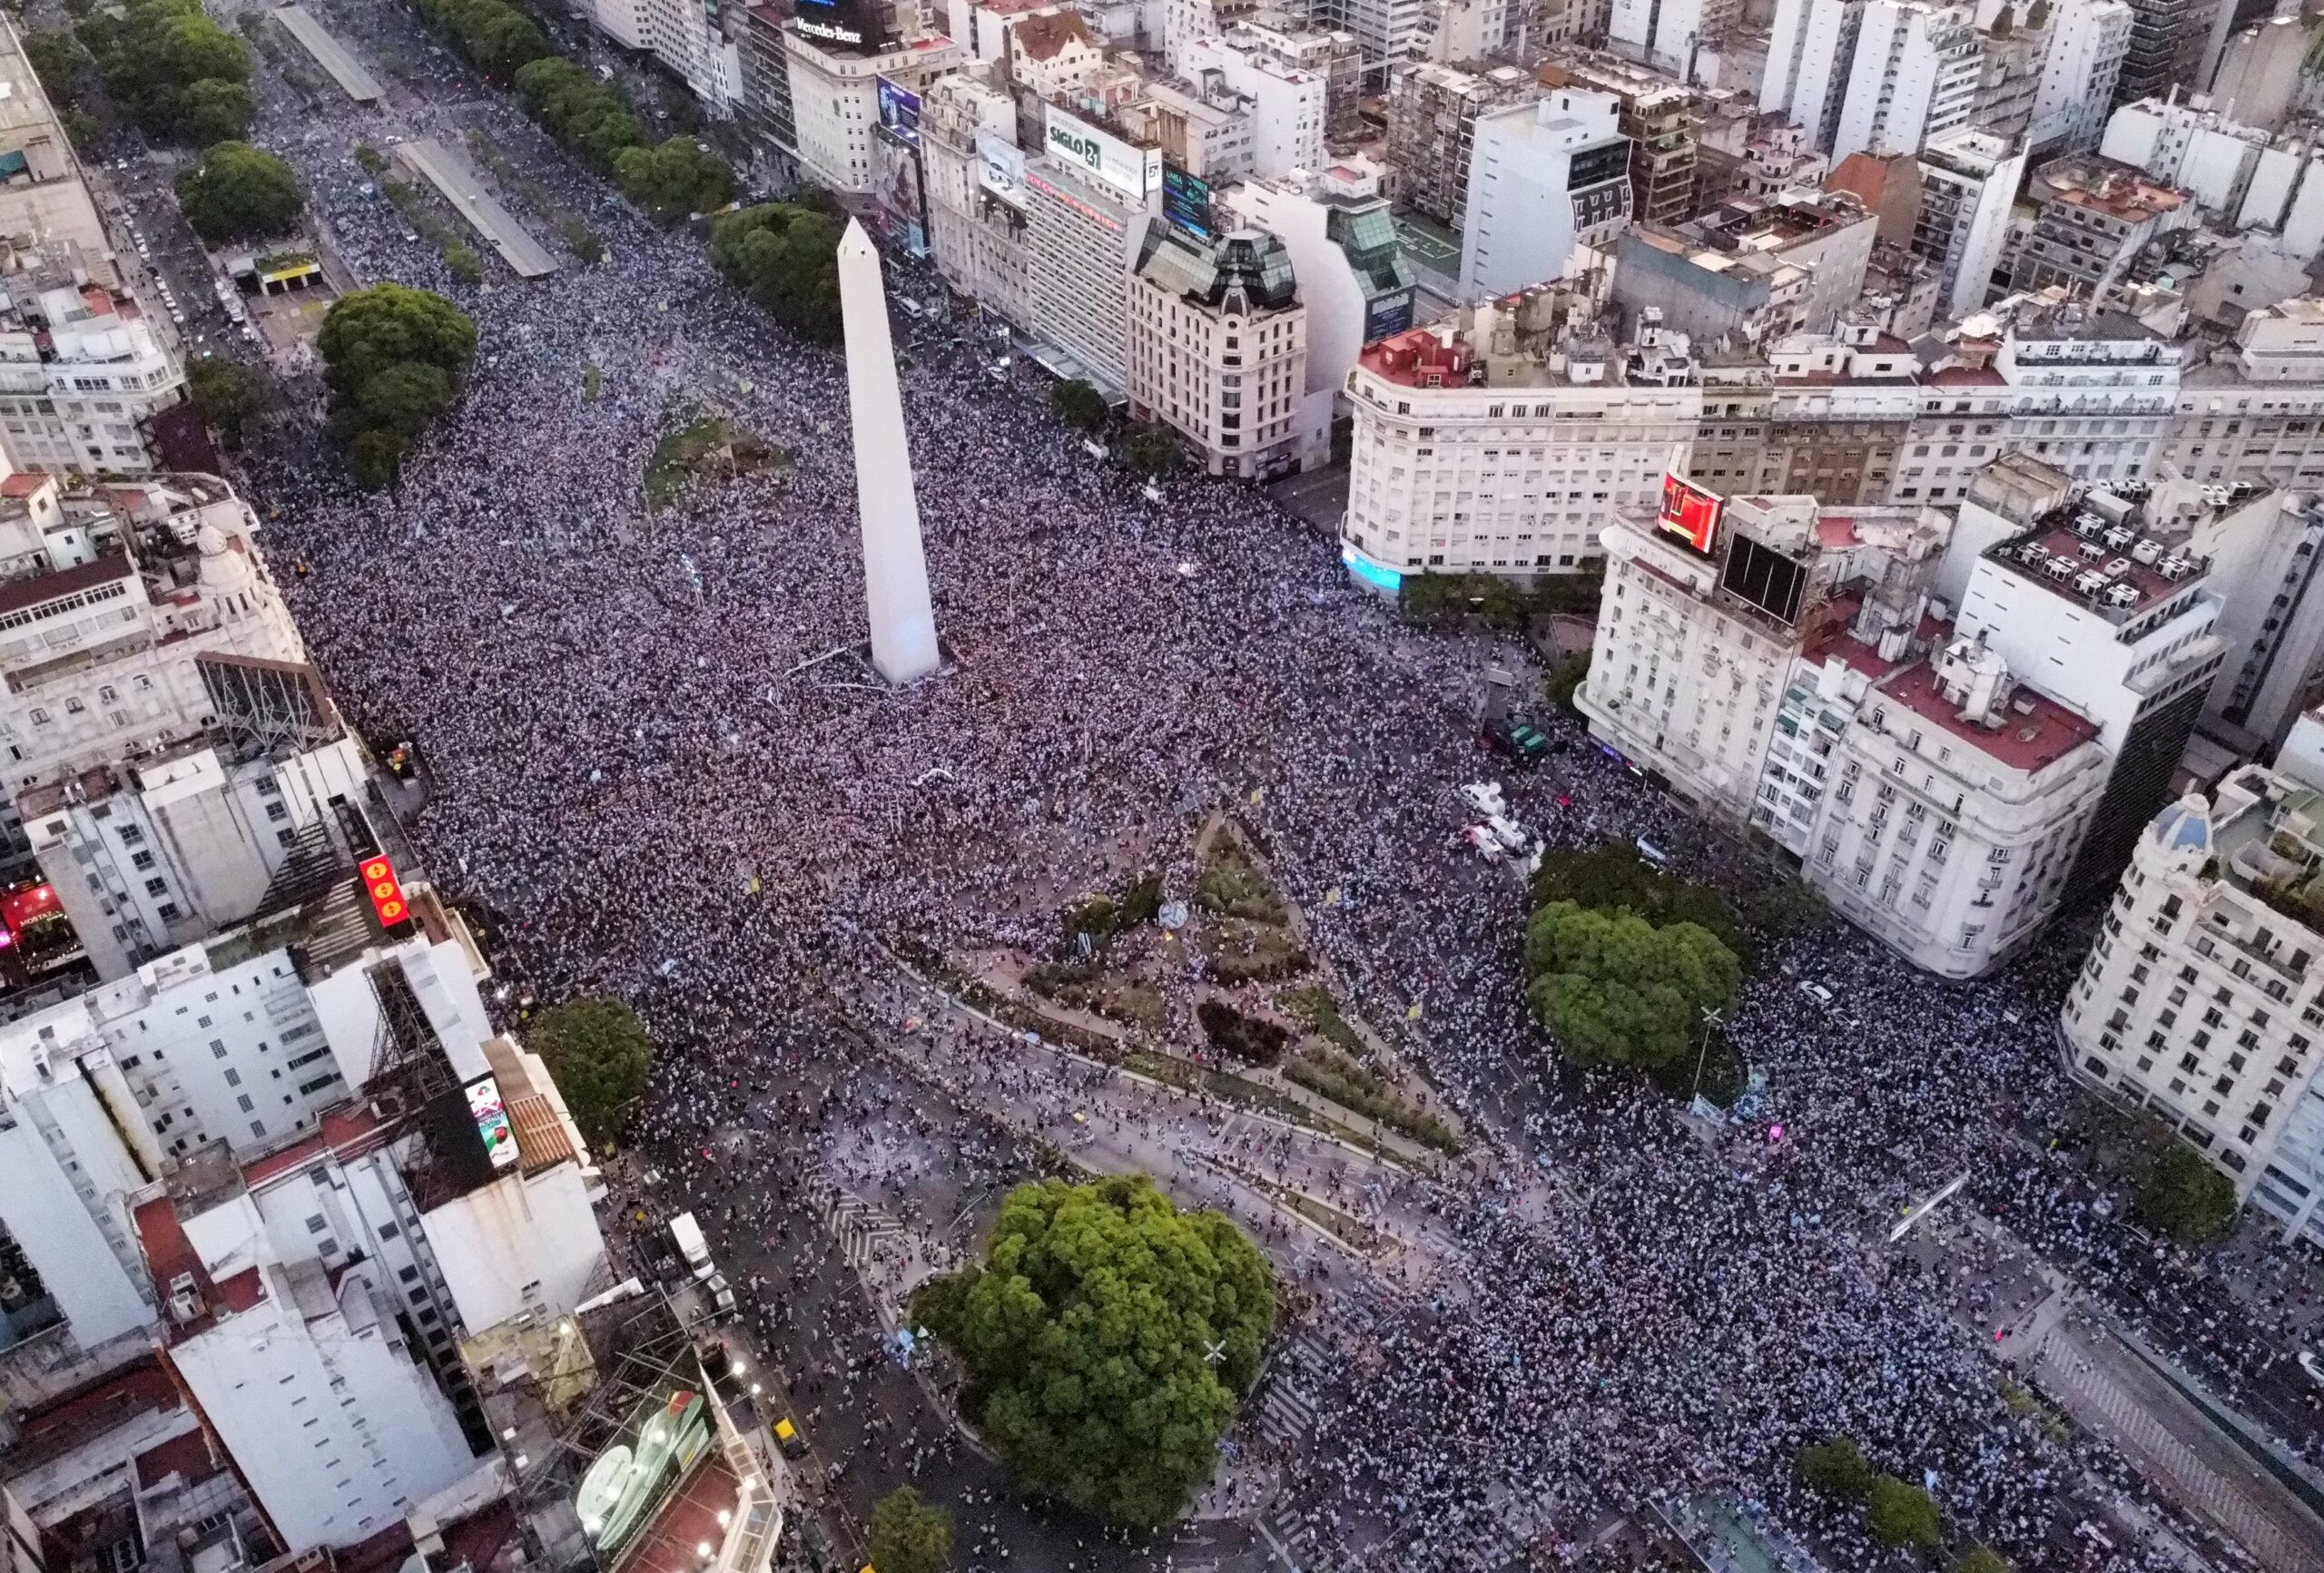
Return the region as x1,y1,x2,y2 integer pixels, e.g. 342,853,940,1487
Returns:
837,219,941,685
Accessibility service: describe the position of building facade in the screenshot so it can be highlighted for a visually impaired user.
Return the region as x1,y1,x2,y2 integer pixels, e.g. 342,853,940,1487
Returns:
1128,227,1309,477
1459,88,1631,301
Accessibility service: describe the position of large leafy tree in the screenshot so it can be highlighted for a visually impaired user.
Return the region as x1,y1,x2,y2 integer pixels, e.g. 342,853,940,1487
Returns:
84,0,252,143
515,58,643,171
1866,1477,1941,1549
529,998,655,1145
911,1175,1275,1526
412,0,550,78
173,142,303,244
1525,900,1739,1069
866,1487,950,1573
2134,1139,2237,1244
317,284,476,488
183,357,270,447
615,137,734,222
708,203,842,345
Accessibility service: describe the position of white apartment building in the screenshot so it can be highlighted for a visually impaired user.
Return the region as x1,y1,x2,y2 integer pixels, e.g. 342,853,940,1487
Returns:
1458,89,1631,301
2159,484,2324,757
1340,290,1703,589
921,65,1031,329
1770,0,1868,150
2061,748,2324,1243
2157,300,2324,495
2032,0,2132,152
1128,226,1309,478
1181,34,1326,180
1912,129,2024,320
1025,108,1161,398
0,279,183,477
1308,0,1433,71
784,25,960,194
1605,0,1734,79
1830,0,1982,163
2101,94,2324,251
1134,80,1256,180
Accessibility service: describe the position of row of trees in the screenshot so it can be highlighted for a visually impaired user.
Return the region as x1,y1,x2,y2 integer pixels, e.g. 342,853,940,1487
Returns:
1797,1436,2012,1569
709,202,843,346
1050,378,1184,477
514,59,732,220
1524,845,1744,1076
78,0,254,146
318,283,477,490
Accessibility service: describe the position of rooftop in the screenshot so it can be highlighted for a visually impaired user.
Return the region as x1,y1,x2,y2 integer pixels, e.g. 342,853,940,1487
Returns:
1878,652,2101,773
1984,512,2207,619
2035,155,2188,221
1012,9,1094,59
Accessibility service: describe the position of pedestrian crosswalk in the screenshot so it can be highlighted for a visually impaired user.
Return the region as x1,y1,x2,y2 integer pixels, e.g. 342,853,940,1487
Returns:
1260,1502,1345,1573
1254,1331,1331,1449
803,1161,910,1273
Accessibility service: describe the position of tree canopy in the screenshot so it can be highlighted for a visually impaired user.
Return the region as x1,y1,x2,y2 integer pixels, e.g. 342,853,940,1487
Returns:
1866,1476,1941,1549
318,284,476,489
1530,844,1742,954
1794,1436,1874,1502
2135,1138,2238,1244
910,1175,1275,1526
866,1486,950,1573
174,142,303,244
709,203,842,346
1119,421,1180,477
1525,900,1739,1070
515,57,643,172
529,998,655,1145
1053,379,1107,432
615,137,734,223
410,0,550,79
81,0,252,144
183,357,270,447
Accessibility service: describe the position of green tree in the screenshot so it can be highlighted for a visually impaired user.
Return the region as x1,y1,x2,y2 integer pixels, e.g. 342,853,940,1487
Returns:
173,142,303,244
24,31,87,111
1866,1477,1941,1549
412,0,550,77
514,57,642,170
1525,901,1740,1069
84,0,252,144
183,356,269,447
1545,653,1590,713
1960,1548,2014,1573
1530,844,1743,956
2135,1139,2238,1244
709,203,842,345
866,1486,950,1573
615,137,734,221
529,998,655,1145
1053,379,1107,432
1399,571,1460,624
1119,421,1180,476
180,78,254,145
911,1175,1275,1526
1794,1436,1875,1502
318,283,476,488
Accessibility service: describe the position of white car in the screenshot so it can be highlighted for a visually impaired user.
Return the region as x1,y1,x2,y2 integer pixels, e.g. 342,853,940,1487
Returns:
1462,825,1505,861
1798,980,1836,1007
1487,814,1530,853
1461,781,1507,819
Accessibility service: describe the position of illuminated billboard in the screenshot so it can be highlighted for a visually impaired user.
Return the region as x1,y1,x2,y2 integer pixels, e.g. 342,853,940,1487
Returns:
976,130,1025,205
359,855,412,929
574,1390,714,1565
876,76,921,146
465,1075,518,1171
1044,107,1160,206
1160,162,1212,241
1657,473,1723,555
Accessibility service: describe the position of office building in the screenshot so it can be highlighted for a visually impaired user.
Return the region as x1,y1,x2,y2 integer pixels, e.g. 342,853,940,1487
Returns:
1458,88,1631,300
1128,225,1309,477
1024,107,1161,398
1610,189,1877,343
1830,1,1982,163
2163,485,2324,758
2113,0,2195,110
1605,0,1740,78
784,21,960,195
921,64,1031,329
1180,34,1329,180
1911,128,2025,318
1339,287,1704,589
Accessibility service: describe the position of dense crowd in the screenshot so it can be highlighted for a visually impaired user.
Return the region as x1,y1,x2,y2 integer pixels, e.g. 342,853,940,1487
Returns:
224,24,2324,1569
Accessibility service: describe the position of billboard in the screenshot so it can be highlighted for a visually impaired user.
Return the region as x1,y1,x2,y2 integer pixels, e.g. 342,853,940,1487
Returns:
574,1390,714,1563
976,130,1025,206
359,854,412,929
1044,107,1159,206
465,1075,518,1171
876,76,921,146
873,124,928,257
1657,473,1723,555
1160,162,1213,241
1363,289,1416,344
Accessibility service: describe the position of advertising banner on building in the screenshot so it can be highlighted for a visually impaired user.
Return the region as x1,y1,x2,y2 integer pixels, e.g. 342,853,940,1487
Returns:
1364,289,1415,344
1657,473,1724,555
977,129,1026,206
359,854,411,929
464,1075,519,1170
1160,162,1213,241
574,1389,714,1560
1043,105,1159,206
876,75,921,146
873,123,929,257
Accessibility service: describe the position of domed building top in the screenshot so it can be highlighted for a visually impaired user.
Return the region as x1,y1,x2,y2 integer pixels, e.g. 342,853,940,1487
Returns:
2150,792,2211,860
197,523,253,593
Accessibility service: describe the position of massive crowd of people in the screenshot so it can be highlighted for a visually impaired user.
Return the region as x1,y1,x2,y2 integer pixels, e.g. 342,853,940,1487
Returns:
222,15,2324,1568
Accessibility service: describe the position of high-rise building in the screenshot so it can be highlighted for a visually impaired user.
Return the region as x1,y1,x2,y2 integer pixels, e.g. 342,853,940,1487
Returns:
1831,1,1983,162
1459,88,1632,300
1181,34,1330,179
2112,0,2194,109
1538,50,1702,227
1911,128,2026,318
1383,62,1538,229
1024,106,1162,398
783,17,960,195
1770,0,1867,151
2009,152,2194,296
0,254,184,477
2032,0,2132,152
1610,190,1877,343
1605,0,1740,78
921,64,1031,329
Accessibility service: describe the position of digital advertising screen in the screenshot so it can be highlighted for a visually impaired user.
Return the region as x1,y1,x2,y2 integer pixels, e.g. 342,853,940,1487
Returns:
465,1075,518,1171
1657,473,1723,555
359,855,411,929
1160,162,1213,241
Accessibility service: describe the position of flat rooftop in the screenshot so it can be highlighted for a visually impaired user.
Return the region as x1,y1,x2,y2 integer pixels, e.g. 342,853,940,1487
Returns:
1986,518,2205,619
272,6,386,103
1879,654,2101,773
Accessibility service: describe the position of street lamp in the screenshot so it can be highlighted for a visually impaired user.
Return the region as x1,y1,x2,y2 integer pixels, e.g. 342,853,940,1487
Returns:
1689,1005,1726,1103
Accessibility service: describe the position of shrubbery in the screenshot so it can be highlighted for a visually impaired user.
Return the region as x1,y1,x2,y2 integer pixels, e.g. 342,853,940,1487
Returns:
1197,999,1289,1067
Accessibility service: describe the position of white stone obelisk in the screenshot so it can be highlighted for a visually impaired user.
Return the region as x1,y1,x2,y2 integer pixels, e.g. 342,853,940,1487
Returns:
838,219,941,685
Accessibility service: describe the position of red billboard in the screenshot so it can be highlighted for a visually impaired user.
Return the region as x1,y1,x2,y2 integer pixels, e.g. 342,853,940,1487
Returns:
2,883,59,936
1658,474,1723,555
359,856,411,929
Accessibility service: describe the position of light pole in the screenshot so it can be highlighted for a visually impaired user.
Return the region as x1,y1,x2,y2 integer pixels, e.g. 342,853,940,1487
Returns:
1689,1005,1726,1104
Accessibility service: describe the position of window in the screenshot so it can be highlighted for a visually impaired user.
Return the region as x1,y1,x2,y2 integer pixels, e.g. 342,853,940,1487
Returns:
143,877,168,896
236,1094,253,1113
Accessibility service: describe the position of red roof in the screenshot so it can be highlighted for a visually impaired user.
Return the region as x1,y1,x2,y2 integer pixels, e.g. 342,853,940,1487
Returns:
17,1358,180,1443
1,474,50,497
133,1195,210,1303
1878,657,2100,772
134,1426,220,1490
619,1455,741,1573
1927,365,2005,387
1816,516,1858,548
240,1102,385,1188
